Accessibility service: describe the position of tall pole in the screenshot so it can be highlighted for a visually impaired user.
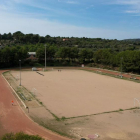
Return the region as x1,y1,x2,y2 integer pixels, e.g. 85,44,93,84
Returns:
19,60,21,86
45,44,46,71
121,57,123,78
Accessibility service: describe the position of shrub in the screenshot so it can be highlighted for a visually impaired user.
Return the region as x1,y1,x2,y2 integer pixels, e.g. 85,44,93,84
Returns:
2,132,44,140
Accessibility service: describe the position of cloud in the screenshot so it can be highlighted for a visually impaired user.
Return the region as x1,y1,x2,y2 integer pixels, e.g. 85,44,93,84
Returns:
13,0,25,3
85,4,94,10
125,10,139,13
115,0,140,5
0,5,8,10
67,1,78,4
58,0,79,4
0,11,139,40
108,0,140,15
0,0,76,18
0,1,16,11
0,0,140,40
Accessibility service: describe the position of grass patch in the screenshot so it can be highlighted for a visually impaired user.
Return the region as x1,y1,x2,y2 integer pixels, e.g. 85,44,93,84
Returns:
51,113,61,121
66,107,138,120
61,116,66,121
31,117,75,139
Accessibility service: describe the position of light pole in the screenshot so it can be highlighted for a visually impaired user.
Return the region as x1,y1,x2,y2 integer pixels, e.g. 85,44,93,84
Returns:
19,60,21,86
121,57,123,78
44,44,46,71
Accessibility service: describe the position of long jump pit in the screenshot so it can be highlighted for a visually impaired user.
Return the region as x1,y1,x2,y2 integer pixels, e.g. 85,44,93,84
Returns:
11,69,140,118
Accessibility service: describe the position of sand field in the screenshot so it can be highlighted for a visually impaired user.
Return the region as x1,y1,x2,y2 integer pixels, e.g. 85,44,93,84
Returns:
11,69,140,118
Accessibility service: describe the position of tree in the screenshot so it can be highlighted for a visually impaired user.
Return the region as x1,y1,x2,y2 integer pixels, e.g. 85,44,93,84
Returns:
13,31,24,41
39,37,45,43
70,47,79,61
2,132,44,140
79,48,93,63
25,34,34,43
56,47,70,60
36,45,56,62
32,34,40,43
94,49,112,65
1,47,11,64
7,33,13,40
36,47,44,62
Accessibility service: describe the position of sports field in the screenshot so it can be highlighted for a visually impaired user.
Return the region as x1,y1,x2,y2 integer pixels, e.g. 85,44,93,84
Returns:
11,69,140,118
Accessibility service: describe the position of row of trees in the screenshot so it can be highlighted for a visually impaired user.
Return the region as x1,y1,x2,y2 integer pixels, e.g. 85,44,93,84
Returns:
1,44,140,73
0,45,94,67
0,46,27,67
94,49,140,73
36,46,93,63
1,31,140,51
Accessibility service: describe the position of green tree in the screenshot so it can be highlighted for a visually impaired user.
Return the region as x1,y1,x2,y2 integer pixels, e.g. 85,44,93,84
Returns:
32,34,40,43
39,37,46,43
13,31,24,41
2,132,44,140
36,45,56,62
56,47,70,60
70,47,79,61
94,49,112,65
79,48,93,63
1,47,11,64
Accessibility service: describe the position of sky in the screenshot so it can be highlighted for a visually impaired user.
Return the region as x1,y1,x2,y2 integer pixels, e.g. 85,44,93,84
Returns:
0,0,140,40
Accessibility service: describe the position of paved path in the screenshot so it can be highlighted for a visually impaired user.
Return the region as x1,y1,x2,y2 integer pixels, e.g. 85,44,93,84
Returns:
0,70,71,140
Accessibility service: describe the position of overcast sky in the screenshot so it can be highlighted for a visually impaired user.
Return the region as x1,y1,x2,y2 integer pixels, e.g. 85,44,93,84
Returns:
0,0,140,40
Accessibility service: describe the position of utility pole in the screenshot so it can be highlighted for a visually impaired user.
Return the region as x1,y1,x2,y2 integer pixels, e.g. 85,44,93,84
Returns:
19,60,21,86
121,57,123,78
45,44,46,71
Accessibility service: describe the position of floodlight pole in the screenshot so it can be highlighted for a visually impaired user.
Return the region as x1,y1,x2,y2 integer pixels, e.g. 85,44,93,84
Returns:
45,44,46,71
19,60,21,86
121,57,123,78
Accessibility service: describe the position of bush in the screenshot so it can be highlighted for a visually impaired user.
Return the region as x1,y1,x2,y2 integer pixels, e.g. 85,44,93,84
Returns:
119,109,123,111
2,132,44,140
86,63,95,67
34,63,43,67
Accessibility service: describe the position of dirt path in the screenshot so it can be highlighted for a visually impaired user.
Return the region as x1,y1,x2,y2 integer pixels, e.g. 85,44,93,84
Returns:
83,67,140,80
0,70,71,140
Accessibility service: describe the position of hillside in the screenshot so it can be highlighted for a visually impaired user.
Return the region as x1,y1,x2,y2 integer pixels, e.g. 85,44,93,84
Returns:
0,31,140,51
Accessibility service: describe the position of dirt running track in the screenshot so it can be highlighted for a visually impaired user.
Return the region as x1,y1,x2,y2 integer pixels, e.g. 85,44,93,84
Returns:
84,67,140,80
0,70,71,140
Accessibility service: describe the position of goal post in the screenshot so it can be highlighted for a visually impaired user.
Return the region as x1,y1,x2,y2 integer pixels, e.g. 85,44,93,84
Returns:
16,75,19,80
31,88,37,97
134,98,140,108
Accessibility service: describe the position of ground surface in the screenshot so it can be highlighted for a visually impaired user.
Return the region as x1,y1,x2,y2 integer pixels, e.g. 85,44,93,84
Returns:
1,68,140,140
11,69,140,118
0,70,71,140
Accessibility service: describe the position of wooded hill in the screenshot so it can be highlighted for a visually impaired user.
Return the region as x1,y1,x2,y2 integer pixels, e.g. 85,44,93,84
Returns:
0,31,140,74
1,31,140,51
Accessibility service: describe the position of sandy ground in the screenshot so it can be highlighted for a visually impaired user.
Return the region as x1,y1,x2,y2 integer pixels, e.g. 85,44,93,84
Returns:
12,69,140,118
67,109,140,140
2,68,140,140
0,70,71,140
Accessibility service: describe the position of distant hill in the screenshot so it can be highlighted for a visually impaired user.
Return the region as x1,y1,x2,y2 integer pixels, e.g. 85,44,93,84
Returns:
0,31,140,51
123,39,140,42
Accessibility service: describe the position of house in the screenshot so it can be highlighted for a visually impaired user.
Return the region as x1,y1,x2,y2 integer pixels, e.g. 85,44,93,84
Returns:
63,38,69,41
28,52,36,56
27,52,38,61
